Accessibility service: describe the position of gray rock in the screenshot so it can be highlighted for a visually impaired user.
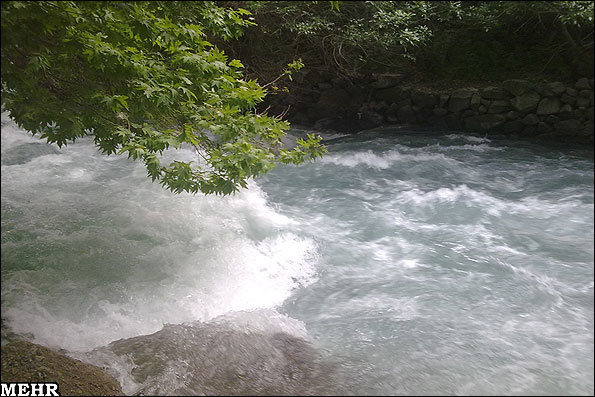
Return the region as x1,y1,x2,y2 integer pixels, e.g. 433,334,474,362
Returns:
488,100,510,114
317,82,333,90
548,82,566,95
503,79,531,96
452,88,477,99
433,108,448,117
506,110,520,120
311,88,353,119
410,90,438,108
447,89,477,113
559,104,574,120
374,86,411,102
481,86,509,99
512,91,541,112
586,107,594,122
464,114,506,131
387,103,400,116
470,93,482,110
331,77,348,88
521,114,540,125
576,96,590,108
374,86,401,103
555,119,582,132
537,122,553,133
397,105,417,123
369,100,388,112
502,120,524,134
560,93,577,105
576,78,590,90
372,73,407,89
522,125,538,136
566,87,578,97
396,98,412,108
448,97,471,113
535,83,555,97
536,97,561,115
439,94,450,108
444,113,462,130
419,108,434,123
346,85,367,98
461,109,475,118
560,103,573,113
478,105,488,114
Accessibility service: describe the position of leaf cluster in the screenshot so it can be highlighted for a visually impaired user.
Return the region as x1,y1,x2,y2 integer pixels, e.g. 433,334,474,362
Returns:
1,1,326,195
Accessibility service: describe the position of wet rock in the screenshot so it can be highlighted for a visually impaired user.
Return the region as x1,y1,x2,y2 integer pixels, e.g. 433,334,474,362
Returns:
464,113,506,131
536,97,561,115
548,82,566,95
488,100,510,114
374,86,409,103
397,105,417,124
432,108,448,117
555,119,582,132
502,120,524,134
576,96,591,108
575,78,590,90
410,90,438,108
537,122,553,133
470,93,482,110
512,91,541,112
481,86,509,99
1,143,60,166
503,79,532,96
521,114,539,125
448,89,476,113
461,109,475,118
1,340,124,396
372,73,407,89
560,93,577,105
439,94,450,108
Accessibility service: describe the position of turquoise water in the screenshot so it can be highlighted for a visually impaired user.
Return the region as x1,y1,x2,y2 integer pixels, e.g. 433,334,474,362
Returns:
1,113,593,395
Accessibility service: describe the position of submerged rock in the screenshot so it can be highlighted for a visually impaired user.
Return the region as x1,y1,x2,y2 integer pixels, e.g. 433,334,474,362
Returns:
81,314,379,396
1,142,60,166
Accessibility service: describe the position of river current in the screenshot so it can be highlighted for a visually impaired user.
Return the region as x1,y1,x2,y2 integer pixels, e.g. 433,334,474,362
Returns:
1,112,593,395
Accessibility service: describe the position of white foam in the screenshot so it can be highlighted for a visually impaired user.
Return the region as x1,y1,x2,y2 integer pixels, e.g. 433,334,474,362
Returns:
1,115,319,351
319,149,453,169
445,133,491,143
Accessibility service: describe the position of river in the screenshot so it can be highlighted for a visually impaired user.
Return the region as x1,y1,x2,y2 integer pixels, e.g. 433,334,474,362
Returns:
1,112,593,395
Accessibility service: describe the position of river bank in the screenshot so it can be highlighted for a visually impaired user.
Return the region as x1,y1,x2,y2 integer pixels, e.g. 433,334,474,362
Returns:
262,73,595,144
1,340,124,396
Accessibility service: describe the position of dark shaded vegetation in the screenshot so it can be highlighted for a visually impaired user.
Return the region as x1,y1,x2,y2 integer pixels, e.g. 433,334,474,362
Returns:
221,1,594,85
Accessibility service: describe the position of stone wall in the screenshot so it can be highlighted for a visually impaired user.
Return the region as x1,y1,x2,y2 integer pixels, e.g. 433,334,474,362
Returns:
271,73,594,143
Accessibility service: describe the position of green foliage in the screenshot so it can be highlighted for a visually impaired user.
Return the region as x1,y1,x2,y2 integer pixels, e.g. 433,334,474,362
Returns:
1,1,326,195
243,1,594,81
415,1,595,79
245,1,435,77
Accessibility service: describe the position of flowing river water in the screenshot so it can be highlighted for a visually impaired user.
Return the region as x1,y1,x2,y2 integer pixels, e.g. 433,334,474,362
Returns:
1,112,593,395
